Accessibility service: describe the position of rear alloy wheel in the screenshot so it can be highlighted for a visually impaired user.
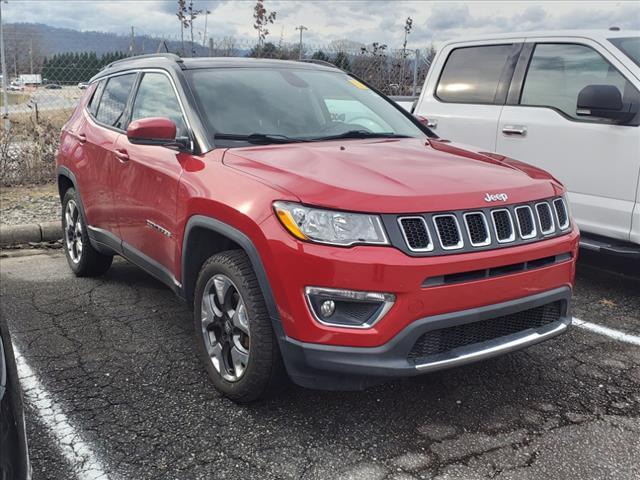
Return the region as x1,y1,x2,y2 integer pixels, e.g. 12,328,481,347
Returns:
61,188,113,276
194,250,286,402
201,274,251,382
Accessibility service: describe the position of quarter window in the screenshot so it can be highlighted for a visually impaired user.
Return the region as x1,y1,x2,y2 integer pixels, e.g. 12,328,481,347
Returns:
520,43,637,121
87,80,105,117
95,74,136,129
436,44,514,104
130,73,188,137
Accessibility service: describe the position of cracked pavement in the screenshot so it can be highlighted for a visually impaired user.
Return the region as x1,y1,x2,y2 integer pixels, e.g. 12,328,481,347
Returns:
0,249,638,480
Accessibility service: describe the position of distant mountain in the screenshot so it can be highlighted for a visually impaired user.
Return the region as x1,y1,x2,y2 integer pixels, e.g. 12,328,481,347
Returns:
3,22,212,57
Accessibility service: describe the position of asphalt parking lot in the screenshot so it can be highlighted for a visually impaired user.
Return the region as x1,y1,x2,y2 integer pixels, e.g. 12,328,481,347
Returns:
1,249,639,480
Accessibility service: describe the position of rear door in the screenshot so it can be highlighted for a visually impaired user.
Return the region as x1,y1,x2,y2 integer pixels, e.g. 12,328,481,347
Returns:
81,73,137,237
111,71,192,275
496,39,640,241
414,39,523,150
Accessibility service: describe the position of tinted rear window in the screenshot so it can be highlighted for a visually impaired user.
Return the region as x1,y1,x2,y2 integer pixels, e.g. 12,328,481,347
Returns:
436,44,513,103
95,74,136,129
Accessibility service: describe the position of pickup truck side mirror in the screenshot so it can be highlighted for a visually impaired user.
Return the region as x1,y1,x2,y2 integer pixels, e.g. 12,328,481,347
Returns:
576,84,637,123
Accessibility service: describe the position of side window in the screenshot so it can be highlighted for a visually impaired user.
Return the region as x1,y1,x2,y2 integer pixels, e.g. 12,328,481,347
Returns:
87,80,105,117
95,74,136,129
130,73,188,137
436,44,513,104
520,43,638,121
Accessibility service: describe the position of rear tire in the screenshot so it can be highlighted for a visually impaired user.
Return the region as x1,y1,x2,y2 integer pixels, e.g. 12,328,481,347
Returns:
61,188,113,277
194,250,287,402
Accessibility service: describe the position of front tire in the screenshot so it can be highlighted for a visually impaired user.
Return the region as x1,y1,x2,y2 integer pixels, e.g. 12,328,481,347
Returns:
61,188,113,276
194,250,286,402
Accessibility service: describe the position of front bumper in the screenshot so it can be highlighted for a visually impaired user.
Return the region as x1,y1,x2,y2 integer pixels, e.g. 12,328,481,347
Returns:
280,287,572,390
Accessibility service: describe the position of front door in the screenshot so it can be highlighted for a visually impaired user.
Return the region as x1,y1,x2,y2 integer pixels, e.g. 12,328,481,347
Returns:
415,40,523,150
111,71,192,275
496,40,640,241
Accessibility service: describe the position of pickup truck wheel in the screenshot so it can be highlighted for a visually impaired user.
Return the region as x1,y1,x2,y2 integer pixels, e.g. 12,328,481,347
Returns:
62,188,113,276
194,250,286,402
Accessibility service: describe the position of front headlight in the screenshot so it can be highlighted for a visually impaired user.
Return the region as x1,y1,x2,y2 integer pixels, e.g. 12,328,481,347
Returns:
273,201,389,246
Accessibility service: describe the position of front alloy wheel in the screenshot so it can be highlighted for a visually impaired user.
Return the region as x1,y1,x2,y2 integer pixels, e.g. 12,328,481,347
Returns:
200,274,251,382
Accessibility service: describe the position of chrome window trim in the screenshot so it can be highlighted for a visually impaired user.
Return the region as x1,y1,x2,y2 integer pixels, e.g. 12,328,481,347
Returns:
85,68,197,152
397,216,434,252
514,205,537,240
462,211,491,247
304,286,395,329
553,198,570,230
535,202,556,235
432,214,464,250
491,208,516,243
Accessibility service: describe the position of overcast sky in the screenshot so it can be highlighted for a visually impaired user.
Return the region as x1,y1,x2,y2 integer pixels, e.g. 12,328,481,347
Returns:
3,1,639,48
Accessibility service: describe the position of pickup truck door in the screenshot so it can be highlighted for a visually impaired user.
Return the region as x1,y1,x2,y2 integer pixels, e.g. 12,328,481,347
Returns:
414,39,524,151
496,39,640,241
111,71,192,277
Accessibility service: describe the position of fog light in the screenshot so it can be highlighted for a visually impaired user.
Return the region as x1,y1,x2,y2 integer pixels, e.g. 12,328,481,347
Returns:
305,286,395,329
320,300,336,318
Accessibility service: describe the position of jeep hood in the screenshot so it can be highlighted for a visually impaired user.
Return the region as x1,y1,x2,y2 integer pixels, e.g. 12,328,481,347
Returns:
222,137,563,213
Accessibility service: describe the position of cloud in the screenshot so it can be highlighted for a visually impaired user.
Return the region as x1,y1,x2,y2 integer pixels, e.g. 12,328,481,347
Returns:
3,0,639,49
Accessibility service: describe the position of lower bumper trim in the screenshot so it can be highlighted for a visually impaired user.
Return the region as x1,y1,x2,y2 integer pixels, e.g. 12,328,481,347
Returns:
279,286,572,390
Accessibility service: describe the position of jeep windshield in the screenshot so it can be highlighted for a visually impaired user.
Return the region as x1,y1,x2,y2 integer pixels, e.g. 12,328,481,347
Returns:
186,67,428,146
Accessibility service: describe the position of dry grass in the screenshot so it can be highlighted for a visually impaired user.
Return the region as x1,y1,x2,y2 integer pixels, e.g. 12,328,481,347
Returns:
0,109,71,186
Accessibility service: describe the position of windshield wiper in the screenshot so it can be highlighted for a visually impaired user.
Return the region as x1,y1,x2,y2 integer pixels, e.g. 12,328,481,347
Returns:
309,130,411,141
214,133,306,145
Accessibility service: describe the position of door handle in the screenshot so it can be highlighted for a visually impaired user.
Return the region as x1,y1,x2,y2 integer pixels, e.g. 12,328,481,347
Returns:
114,149,129,163
426,119,438,129
70,131,86,143
502,125,527,136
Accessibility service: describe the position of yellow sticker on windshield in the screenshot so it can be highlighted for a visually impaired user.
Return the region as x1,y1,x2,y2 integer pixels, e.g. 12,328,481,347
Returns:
349,78,369,90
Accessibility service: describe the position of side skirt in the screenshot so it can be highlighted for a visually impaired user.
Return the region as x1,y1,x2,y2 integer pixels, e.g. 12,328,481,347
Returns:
87,226,184,299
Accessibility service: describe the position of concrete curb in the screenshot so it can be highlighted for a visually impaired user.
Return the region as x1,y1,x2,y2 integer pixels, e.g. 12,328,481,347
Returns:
0,222,62,246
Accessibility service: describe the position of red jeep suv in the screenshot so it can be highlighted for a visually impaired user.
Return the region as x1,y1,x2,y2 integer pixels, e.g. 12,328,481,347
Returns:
57,54,579,402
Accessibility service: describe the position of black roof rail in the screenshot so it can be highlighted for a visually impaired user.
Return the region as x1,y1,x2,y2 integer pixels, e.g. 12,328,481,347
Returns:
298,58,341,70
103,53,183,70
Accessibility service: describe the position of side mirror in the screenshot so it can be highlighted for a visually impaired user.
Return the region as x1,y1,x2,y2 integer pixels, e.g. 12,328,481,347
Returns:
576,85,637,123
127,117,180,147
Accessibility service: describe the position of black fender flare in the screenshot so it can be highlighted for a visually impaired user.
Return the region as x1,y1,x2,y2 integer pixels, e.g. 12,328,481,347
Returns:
181,215,284,335
56,165,88,221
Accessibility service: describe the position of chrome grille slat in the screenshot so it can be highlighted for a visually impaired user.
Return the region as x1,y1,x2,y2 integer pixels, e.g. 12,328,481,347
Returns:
397,216,433,252
463,212,491,246
535,202,555,235
491,209,516,243
433,214,464,250
553,198,569,230
515,206,537,239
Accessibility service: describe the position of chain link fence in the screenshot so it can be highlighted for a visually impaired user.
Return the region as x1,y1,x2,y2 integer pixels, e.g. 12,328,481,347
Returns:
1,29,436,185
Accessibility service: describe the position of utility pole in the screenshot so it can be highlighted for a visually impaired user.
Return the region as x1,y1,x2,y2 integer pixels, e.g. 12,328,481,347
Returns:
0,0,10,132
295,25,307,60
129,26,135,56
29,37,33,74
202,9,211,47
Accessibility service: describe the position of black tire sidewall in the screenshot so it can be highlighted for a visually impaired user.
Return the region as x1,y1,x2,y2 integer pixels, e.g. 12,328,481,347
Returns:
62,188,89,274
194,251,280,402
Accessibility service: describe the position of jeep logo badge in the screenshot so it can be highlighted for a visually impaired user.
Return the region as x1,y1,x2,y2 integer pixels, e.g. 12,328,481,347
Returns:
484,193,508,202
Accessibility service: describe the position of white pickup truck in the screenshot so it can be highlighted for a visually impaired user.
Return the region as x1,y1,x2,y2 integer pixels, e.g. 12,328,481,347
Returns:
410,30,640,257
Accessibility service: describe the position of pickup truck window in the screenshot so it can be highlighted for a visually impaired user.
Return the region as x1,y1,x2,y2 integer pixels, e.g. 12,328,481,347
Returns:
95,73,136,129
520,43,637,121
435,44,513,104
187,68,425,144
609,37,640,67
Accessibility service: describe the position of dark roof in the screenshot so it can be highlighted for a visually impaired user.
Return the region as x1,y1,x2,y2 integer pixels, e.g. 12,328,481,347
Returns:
91,54,339,82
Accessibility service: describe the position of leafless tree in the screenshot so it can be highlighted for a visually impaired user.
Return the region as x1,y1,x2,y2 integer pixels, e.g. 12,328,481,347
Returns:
188,1,202,56
176,0,189,55
253,0,277,47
